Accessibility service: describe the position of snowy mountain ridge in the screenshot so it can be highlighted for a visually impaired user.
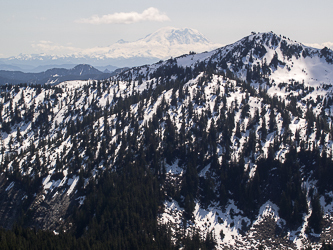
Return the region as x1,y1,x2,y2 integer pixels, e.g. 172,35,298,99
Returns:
1,31,333,249
119,31,333,100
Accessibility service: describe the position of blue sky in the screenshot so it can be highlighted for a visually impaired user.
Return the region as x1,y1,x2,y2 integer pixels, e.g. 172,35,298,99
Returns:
1,0,333,57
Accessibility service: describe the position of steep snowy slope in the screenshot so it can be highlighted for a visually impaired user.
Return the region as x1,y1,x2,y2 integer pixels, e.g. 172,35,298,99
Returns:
129,31,333,87
1,31,333,249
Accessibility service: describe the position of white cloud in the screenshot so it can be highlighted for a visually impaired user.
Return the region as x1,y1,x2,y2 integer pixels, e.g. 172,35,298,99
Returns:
304,42,333,50
76,7,170,24
32,41,81,54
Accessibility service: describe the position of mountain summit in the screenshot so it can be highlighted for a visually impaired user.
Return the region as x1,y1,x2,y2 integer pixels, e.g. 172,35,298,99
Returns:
141,27,211,45
96,26,220,61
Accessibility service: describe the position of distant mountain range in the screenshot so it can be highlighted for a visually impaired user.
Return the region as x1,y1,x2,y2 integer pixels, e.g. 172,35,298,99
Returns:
0,27,222,71
0,64,128,86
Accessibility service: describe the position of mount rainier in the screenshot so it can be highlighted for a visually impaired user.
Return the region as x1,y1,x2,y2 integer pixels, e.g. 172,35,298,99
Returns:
0,27,222,70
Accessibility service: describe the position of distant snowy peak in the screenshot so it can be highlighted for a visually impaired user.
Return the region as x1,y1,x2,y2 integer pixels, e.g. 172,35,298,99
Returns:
85,27,223,61
141,27,211,45
1,27,222,68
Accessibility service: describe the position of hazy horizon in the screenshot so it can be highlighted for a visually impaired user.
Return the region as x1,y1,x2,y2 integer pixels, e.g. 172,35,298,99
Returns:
1,0,333,58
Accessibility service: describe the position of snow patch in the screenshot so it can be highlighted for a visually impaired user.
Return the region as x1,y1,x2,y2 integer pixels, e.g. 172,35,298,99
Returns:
165,159,183,175
67,175,79,196
76,196,86,206
5,181,15,192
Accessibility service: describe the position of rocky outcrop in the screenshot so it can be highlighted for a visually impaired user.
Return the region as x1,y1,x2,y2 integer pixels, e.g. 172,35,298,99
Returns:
0,175,26,229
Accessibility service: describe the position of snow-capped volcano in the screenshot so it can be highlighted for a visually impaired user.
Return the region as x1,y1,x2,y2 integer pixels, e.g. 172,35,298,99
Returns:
0,27,222,69
141,27,210,45
95,26,220,60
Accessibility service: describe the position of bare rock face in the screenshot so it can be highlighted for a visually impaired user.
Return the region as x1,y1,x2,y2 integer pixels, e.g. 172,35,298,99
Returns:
245,217,296,249
27,190,75,232
0,175,26,229
0,174,79,233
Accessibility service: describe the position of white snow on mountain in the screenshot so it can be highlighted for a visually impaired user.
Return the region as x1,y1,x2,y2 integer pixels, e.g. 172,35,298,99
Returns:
1,31,333,248
82,26,221,59
2,27,222,68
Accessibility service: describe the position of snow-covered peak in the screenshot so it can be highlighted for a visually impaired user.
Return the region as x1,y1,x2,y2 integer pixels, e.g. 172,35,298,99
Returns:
235,31,333,60
141,27,211,45
1,27,222,68
116,30,333,93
